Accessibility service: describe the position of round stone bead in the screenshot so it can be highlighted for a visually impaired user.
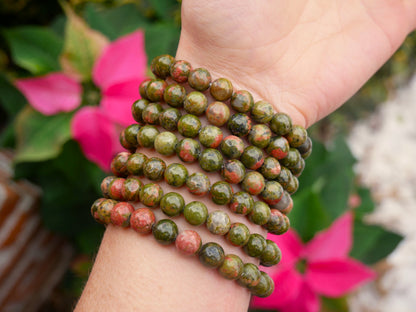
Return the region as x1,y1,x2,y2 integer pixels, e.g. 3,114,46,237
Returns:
184,91,208,116
139,79,151,99
220,135,245,159
122,177,143,201
243,233,267,257
266,136,290,159
272,191,293,215
137,125,160,148
159,108,181,131
123,124,140,148
205,101,230,126
218,254,244,280
95,199,117,224
230,90,254,113
199,148,223,172
143,157,166,181
241,171,266,195
281,148,301,169
206,210,231,235
297,136,313,159
170,59,192,83
91,198,106,223
120,130,135,151
210,78,233,101
108,178,125,200
229,191,254,215
241,146,265,170
291,157,305,177
146,79,167,102
237,263,261,288
130,208,155,234
164,163,188,187
150,54,174,79
260,240,282,267
221,159,246,184
198,242,225,268
261,181,284,205
142,102,163,125
139,183,163,208
176,138,201,163
249,271,274,298
270,112,292,136
154,132,178,156
199,125,223,148
111,152,131,177
188,68,212,92
262,209,290,235
175,230,202,256
110,202,134,227
184,201,208,226
164,84,186,107
152,219,178,245
249,201,271,226
286,125,308,147
127,153,148,176
227,113,252,137
160,192,185,217
210,181,233,205
132,99,149,123
178,114,202,138
286,174,299,194
248,124,272,149
259,157,281,180
226,223,250,246
186,172,210,196
101,176,117,198
276,166,292,189
251,100,274,123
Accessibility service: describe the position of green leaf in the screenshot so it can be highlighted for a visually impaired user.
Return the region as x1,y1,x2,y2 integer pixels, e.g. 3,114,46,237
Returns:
350,219,403,264
354,187,375,219
321,296,349,312
147,0,179,19
14,106,72,163
0,122,15,148
145,23,180,64
2,26,63,75
0,73,26,118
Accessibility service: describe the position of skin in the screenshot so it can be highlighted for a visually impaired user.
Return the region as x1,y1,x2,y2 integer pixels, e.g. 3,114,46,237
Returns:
75,1,416,311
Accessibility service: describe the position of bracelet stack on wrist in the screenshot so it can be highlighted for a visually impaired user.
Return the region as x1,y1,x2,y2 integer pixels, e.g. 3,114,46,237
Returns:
89,54,312,298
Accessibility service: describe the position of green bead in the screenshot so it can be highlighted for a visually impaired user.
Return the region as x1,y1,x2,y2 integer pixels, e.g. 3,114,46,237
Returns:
146,79,167,102
218,254,244,280
95,199,117,224
111,152,130,177
132,99,149,123
186,172,210,196
139,183,163,208
266,136,290,159
170,60,192,83
159,108,181,131
143,157,166,181
210,78,233,101
137,125,160,148
124,124,140,147
164,163,188,187
230,90,254,113
160,192,185,217
101,176,117,198
210,181,233,205
276,166,292,189
198,242,225,268
139,79,151,99
248,124,272,148
237,263,261,288
164,83,186,107
206,210,231,235
206,101,230,126
142,102,163,125
249,271,274,297
184,201,208,226
241,146,265,170
178,114,202,138
226,223,250,246
243,233,267,257
184,91,208,115
249,201,271,225
154,132,178,156
188,68,212,91
120,130,136,151
227,113,252,137
286,125,308,147
199,148,223,172
291,157,305,177
150,54,175,79
281,148,301,169
176,138,201,163
229,191,254,215
122,177,143,201
272,191,293,215
152,219,178,245
221,159,246,184
297,136,313,159
220,135,245,159
251,100,274,123
241,171,266,195
261,181,284,205
199,125,223,148
259,157,281,180
286,174,299,194
270,112,292,135
262,209,290,235
260,239,282,267
91,198,106,223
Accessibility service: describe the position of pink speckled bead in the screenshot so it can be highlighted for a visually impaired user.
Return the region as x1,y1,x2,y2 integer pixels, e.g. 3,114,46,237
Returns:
130,208,156,234
111,202,134,227
175,230,202,256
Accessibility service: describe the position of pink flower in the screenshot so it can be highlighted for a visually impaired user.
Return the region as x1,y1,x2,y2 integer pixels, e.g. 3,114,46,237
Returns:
252,212,376,312
15,30,147,170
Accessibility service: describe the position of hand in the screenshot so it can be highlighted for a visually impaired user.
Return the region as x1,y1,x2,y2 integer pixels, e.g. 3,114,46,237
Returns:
177,0,416,127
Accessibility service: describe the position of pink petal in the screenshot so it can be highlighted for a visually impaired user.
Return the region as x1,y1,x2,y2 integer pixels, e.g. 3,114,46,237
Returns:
303,212,353,262
15,73,81,115
92,30,147,90
306,259,376,297
280,282,320,312
71,106,119,171
267,230,304,266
